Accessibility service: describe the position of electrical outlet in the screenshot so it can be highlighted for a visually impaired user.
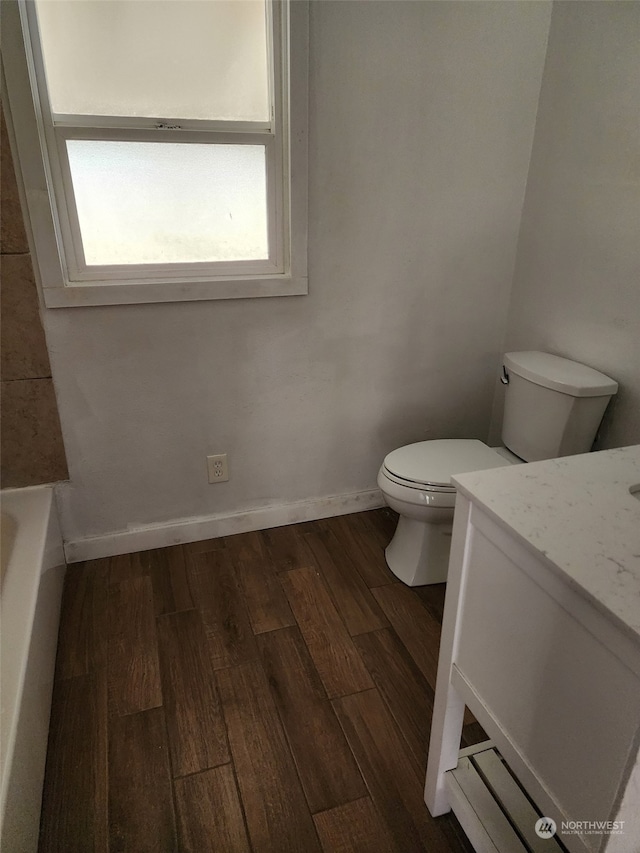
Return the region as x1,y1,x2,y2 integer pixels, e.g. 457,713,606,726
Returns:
207,453,229,483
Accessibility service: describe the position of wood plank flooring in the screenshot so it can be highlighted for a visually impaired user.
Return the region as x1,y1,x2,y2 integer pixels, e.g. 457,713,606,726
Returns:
39,508,481,853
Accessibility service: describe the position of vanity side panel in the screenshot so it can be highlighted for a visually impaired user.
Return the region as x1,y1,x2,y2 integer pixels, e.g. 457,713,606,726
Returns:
454,521,640,845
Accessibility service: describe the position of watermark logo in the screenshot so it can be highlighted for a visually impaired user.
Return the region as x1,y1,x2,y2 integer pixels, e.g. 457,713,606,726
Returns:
561,820,625,837
535,817,557,839
534,817,625,839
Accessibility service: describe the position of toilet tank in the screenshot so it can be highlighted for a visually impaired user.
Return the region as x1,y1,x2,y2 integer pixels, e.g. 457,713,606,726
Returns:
501,352,618,462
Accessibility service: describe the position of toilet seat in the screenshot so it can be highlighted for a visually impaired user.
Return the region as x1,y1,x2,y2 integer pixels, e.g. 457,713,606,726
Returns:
382,438,507,490
378,467,457,509
381,468,455,493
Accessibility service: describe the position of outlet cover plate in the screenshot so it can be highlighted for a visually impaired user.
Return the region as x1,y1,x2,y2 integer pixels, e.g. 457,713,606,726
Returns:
207,453,229,483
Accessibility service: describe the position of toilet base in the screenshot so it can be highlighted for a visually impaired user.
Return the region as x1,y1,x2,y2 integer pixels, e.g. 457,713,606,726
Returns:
385,516,453,586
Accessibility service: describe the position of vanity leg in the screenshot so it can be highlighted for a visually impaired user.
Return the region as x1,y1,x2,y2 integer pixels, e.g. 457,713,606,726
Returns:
424,493,472,816
424,677,465,815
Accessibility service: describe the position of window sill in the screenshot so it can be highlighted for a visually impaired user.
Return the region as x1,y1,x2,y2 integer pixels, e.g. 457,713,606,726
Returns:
41,274,308,308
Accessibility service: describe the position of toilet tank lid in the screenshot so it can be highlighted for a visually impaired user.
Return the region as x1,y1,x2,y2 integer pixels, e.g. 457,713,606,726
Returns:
503,352,618,397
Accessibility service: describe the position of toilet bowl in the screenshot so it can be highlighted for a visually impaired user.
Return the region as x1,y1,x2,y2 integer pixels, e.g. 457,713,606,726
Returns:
377,351,618,587
377,440,514,586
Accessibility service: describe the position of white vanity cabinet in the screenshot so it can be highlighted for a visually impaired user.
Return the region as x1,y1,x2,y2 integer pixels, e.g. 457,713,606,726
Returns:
425,446,640,853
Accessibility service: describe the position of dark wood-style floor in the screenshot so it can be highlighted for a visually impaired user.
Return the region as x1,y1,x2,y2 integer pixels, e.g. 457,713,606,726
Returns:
39,509,483,853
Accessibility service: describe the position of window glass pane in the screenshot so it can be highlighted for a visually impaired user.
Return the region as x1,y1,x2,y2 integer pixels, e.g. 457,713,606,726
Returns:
36,1,270,122
66,141,269,266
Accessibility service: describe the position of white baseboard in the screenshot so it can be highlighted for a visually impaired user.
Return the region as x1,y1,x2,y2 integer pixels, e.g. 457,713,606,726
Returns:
63,488,385,563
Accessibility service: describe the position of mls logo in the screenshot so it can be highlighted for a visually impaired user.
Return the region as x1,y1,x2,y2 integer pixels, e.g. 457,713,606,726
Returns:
535,817,557,839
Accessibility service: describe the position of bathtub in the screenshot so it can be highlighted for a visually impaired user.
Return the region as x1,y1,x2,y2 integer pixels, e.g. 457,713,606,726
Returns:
0,487,66,853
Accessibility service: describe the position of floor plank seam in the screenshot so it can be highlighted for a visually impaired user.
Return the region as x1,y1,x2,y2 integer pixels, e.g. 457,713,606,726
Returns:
227,756,258,853
160,700,182,851
155,606,198,619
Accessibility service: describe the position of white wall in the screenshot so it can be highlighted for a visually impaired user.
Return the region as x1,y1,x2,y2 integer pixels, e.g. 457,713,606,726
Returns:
42,1,551,548
499,1,640,450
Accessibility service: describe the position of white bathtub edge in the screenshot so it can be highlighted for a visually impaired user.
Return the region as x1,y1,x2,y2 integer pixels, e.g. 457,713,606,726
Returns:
0,486,66,853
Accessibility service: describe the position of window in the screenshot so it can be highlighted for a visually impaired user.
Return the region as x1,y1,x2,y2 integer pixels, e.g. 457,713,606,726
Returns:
1,0,308,306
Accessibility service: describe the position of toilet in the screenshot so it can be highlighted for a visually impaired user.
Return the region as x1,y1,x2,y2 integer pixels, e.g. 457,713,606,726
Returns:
377,351,618,586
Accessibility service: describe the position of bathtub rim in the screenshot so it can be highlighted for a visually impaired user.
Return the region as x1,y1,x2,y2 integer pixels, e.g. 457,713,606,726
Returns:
0,485,65,830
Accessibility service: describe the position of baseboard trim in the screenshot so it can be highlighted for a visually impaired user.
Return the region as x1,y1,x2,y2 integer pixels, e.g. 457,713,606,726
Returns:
63,488,385,563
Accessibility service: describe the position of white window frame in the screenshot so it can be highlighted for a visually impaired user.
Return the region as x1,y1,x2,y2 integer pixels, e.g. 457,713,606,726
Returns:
1,0,308,307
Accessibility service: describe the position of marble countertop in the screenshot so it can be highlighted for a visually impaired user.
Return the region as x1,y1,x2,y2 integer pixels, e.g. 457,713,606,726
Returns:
453,445,640,642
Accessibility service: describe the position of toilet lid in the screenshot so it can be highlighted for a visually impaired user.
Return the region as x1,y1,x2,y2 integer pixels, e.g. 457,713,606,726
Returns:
383,439,507,489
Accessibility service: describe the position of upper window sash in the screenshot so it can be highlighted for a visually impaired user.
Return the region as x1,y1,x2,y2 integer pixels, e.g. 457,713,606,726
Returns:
30,0,277,127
